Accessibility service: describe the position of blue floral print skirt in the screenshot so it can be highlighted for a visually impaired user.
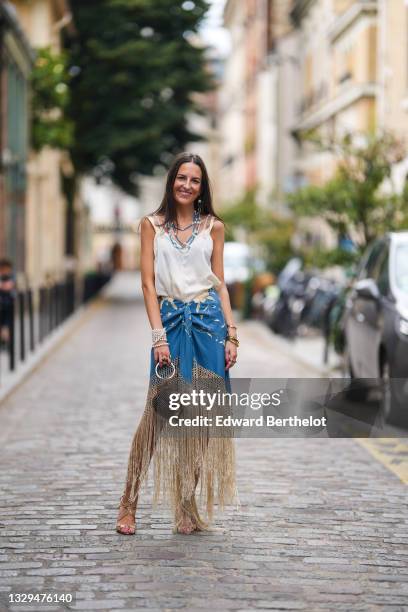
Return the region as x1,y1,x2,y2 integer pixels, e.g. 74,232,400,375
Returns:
124,288,239,532
152,287,231,390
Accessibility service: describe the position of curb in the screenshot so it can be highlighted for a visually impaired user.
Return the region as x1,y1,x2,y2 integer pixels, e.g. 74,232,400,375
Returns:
0,294,106,406
241,319,342,377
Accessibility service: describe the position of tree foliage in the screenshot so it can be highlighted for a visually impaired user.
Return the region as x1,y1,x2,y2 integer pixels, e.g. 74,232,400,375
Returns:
287,129,408,252
66,0,214,194
30,47,74,151
222,189,296,274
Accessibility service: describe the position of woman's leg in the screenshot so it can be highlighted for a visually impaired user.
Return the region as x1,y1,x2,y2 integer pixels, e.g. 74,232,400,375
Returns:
117,405,159,533
175,470,209,533
175,434,210,533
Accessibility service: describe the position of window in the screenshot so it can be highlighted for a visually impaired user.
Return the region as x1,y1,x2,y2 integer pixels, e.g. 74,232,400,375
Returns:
376,248,390,296
357,240,386,280
395,244,408,294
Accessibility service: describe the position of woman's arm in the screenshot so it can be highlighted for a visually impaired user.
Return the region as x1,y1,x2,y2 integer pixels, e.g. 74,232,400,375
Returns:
140,217,171,366
211,220,238,370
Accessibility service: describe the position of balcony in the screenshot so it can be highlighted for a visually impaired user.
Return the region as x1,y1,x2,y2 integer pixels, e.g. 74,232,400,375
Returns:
328,0,377,44
293,81,377,133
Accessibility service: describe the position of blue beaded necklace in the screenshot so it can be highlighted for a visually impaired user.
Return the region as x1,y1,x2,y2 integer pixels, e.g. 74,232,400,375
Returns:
166,209,201,252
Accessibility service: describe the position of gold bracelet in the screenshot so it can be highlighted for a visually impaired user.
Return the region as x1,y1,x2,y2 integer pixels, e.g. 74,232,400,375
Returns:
226,335,239,347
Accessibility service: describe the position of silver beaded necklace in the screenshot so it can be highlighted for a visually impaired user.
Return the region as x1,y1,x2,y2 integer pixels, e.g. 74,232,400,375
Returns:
166,209,200,252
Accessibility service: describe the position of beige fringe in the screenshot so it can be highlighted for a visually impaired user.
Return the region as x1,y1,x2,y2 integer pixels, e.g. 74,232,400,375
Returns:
123,357,239,531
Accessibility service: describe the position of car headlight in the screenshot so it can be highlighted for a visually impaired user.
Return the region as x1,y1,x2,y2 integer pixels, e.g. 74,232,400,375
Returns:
399,318,408,335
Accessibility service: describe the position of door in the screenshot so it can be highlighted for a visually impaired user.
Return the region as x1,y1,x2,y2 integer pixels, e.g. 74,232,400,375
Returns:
347,240,386,377
350,241,388,377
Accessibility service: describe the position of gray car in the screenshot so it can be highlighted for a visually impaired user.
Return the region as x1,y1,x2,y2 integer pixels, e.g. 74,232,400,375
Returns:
343,231,408,426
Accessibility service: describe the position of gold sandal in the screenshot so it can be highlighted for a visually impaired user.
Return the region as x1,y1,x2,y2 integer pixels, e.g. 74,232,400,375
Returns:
116,494,137,535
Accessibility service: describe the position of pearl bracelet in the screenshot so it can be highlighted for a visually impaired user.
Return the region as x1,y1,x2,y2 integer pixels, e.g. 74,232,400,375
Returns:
152,327,167,344
153,341,169,348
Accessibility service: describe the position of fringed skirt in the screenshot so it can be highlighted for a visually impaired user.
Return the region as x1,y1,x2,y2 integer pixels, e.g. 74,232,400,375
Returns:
123,287,239,531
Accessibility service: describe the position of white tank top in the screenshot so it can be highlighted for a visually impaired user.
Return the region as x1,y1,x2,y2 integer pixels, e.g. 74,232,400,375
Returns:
146,213,222,302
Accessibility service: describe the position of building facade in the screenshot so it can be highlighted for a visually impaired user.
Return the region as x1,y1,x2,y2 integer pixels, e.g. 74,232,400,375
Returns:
289,0,378,248
290,0,378,185
290,0,408,247
0,2,33,276
263,0,297,210
219,0,297,211
218,0,247,205
377,0,408,193
12,0,75,288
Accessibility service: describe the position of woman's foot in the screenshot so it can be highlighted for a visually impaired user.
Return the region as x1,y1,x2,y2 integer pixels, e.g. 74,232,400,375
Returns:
116,494,137,535
179,515,195,534
174,508,196,535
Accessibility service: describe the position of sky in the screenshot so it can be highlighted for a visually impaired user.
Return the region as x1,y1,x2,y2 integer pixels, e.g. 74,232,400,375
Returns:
199,0,230,57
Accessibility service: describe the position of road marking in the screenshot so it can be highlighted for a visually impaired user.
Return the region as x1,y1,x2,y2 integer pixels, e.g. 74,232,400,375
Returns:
356,438,408,484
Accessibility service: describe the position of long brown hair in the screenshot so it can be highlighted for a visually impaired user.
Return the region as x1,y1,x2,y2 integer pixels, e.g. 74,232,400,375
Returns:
145,152,224,230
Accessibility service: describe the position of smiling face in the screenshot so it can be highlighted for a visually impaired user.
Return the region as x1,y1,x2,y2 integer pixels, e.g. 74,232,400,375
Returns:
172,162,202,208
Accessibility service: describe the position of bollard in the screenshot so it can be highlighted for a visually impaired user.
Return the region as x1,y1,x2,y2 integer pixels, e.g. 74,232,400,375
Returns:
28,289,34,351
8,296,15,371
18,291,25,362
39,287,44,343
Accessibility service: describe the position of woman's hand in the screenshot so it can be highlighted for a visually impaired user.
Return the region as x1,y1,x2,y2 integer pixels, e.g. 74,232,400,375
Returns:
225,340,238,370
154,344,171,367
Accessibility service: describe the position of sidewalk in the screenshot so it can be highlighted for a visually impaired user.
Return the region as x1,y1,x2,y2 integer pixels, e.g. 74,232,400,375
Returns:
0,297,104,405
240,319,343,377
0,275,124,406
1,271,407,611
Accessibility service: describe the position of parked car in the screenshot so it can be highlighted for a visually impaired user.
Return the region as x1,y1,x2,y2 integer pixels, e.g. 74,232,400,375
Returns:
343,231,408,426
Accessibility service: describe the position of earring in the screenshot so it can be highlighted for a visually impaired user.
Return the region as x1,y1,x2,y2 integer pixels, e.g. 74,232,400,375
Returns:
196,198,202,214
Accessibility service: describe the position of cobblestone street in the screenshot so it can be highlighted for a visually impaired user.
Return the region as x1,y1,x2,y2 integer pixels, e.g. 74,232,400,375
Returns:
0,273,407,611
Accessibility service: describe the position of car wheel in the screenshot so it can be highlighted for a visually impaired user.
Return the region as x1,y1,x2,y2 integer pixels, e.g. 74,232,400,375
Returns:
380,356,406,427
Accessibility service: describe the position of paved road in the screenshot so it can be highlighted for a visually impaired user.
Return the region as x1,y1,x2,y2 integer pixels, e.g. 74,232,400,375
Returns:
0,272,407,611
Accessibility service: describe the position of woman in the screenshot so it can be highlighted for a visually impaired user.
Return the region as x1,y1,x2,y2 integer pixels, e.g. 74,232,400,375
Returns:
116,152,240,535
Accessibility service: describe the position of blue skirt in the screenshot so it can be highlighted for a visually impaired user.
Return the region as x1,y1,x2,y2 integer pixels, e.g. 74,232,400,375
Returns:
151,287,231,392
125,287,239,531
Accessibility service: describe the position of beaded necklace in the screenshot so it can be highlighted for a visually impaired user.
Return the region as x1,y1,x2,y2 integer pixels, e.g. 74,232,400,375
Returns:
166,209,201,253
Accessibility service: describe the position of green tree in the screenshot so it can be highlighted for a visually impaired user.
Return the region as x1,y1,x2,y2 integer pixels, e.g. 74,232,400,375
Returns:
31,47,74,151
287,129,408,261
222,189,296,275
66,0,214,195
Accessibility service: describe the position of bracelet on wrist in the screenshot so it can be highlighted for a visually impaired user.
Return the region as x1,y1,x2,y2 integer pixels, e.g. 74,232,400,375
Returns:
226,335,239,347
153,341,169,348
152,327,167,344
